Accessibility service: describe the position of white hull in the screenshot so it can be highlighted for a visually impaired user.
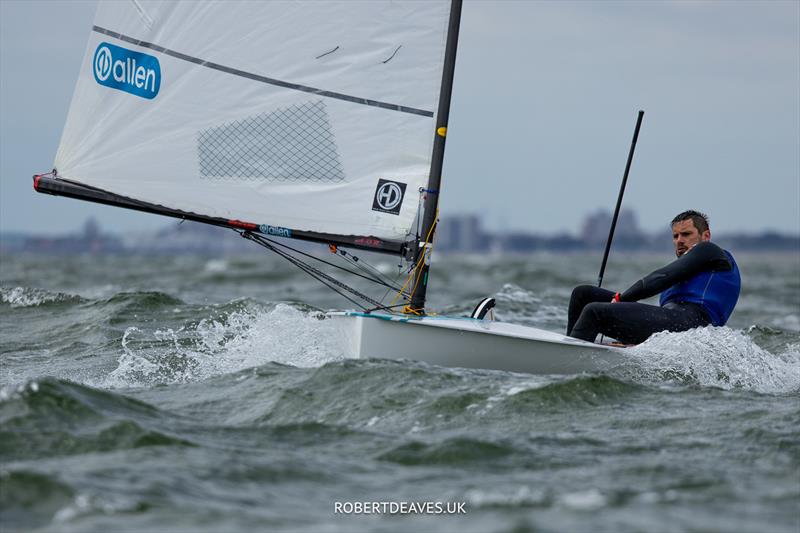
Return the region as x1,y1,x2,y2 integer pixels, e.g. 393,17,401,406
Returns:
328,312,627,375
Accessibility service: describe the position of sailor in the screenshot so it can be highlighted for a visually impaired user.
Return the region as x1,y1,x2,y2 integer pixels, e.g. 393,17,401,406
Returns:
566,210,741,345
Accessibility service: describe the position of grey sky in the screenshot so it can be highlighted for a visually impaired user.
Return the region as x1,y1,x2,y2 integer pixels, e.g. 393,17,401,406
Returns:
1,0,798,236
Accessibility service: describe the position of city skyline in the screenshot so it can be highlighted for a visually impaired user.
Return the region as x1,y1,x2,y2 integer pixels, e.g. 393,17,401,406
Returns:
3,208,796,256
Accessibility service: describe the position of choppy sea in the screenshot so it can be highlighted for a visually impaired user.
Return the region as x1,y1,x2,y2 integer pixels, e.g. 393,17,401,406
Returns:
1,251,798,532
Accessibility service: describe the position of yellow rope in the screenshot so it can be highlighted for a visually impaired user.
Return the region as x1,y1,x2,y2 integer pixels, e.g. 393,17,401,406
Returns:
389,244,426,310
390,210,438,314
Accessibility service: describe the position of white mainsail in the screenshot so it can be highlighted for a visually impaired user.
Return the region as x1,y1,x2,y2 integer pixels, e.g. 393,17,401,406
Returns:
53,0,453,248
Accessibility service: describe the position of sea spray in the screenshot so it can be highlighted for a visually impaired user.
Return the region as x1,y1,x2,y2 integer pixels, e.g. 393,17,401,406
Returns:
0,287,83,308
616,326,800,394
104,303,346,388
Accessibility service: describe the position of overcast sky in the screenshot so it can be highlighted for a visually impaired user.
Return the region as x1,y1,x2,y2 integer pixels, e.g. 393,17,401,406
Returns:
1,0,798,237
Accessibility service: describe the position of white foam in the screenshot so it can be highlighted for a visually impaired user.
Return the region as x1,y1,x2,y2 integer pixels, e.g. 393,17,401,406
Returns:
495,283,541,305
0,286,77,308
0,381,39,402
559,489,607,511
493,284,567,325
618,326,800,394
53,492,142,524
104,303,347,388
772,313,800,332
203,259,228,273
464,485,547,507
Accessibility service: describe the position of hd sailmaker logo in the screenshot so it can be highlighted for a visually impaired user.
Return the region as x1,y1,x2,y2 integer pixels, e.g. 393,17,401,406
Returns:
372,179,406,215
93,42,161,99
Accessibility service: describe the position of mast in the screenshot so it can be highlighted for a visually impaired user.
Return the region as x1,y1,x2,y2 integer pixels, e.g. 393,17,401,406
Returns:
597,110,644,288
407,0,462,314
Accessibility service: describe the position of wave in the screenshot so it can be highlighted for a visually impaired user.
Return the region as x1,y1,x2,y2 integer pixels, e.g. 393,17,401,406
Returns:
473,283,569,330
0,470,76,530
0,379,191,462
0,287,185,323
14,283,792,398
614,326,800,394
378,437,516,466
224,359,644,434
103,303,347,388
0,286,84,308
498,375,641,408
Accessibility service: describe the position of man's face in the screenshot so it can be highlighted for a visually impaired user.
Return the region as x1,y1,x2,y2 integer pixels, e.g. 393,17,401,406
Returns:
672,219,711,257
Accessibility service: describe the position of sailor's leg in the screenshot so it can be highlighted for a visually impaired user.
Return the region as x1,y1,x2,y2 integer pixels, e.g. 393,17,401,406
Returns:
570,302,710,345
566,285,616,335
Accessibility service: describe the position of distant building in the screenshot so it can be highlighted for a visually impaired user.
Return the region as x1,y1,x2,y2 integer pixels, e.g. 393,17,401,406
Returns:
436,215,489,252
580,209,647,249
125,220,260,255
15,217,124,254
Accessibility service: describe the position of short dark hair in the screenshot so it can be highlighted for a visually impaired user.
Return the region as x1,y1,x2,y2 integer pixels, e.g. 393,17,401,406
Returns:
671,210,709,233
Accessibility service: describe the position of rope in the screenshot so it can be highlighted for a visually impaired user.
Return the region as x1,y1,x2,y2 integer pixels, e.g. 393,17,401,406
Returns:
247,232,403,292
336,248,406,294
240,232,385,310
389,209,438,313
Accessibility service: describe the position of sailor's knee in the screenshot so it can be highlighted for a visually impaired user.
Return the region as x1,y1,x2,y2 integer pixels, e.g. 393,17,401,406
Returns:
582,301,609,318
571,284,596,301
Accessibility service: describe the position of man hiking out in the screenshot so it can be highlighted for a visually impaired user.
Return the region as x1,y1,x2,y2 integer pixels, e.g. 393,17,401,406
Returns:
566,210,741,345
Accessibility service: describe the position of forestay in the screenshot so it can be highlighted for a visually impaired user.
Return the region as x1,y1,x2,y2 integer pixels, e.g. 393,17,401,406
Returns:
53,0,452,252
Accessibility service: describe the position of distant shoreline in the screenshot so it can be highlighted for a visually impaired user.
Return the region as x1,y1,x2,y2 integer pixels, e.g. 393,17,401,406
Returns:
1,215,798,256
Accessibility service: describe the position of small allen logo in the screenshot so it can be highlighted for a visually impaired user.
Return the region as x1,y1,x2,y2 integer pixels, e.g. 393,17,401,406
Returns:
94,46,113,81
93,42,161,99
259,224,292,238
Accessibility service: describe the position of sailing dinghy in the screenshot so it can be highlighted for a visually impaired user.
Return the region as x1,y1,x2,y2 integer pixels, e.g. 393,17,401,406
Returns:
34,0,626,375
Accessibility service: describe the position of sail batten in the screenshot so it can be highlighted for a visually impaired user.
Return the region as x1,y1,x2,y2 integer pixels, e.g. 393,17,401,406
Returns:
91,25,435,118
47,0,453,249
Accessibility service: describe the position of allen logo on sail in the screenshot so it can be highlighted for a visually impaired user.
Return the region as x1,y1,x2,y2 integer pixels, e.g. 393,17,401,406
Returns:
93,42,161,99
372,179,406,215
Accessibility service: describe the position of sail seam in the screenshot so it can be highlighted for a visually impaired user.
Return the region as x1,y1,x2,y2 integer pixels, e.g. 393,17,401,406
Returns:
92,25,434,118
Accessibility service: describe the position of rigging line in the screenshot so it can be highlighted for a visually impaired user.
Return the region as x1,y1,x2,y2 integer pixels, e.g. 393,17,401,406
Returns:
336,249,407,295
366,263,409,305
365,254,408,306
286,254,370,311
242,232,385,310
400,212,439,307
243,234,370,311
258,234,389,287
377,259,412,305
364,302,412,313
388,227,431,310
415,189,424,239
279,249,365,308
249,232,403,291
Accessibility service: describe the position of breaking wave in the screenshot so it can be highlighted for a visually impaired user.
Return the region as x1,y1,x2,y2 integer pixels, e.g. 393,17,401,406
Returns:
104,303,347,388
493,283,567,327
615,326,800,394
0,286,83,308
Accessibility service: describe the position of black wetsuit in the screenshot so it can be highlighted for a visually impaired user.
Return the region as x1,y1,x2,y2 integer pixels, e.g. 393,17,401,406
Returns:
566,242,738,344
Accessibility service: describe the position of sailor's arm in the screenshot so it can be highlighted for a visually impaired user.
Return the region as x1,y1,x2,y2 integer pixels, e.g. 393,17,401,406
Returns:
618,241,732,302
